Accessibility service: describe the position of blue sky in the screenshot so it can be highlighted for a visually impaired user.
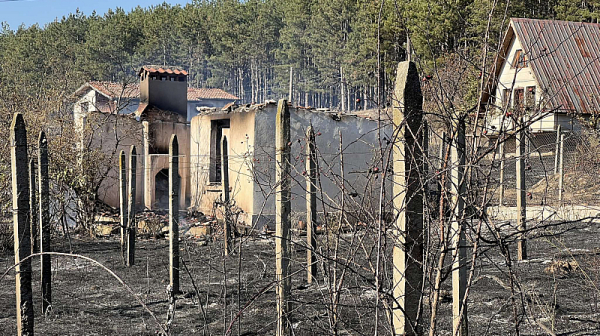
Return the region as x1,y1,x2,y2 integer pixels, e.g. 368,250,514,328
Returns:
0,0,192,30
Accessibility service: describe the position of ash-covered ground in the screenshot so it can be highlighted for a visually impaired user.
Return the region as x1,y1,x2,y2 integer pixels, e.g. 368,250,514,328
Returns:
2,218,600,335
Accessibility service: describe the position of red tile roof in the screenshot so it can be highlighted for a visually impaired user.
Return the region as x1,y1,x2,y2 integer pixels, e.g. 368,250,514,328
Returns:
139,66,188,76
187,87,239,100
85,81,140,99
78,81,238,101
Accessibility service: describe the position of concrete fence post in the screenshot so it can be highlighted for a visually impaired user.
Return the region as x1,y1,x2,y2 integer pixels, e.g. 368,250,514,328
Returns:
119,150,127,263
392,61,424,335
558,134,565,203
39,131,51,315
143,121,152,210
11,113,34,336
169,135,180,295
221,135,231,256
276,99,292,336
516,120,527,261
29,159,38,254
451,118,468,336
499,140,505,206
127,146,137,267
306,126,318,284
554,125,561,174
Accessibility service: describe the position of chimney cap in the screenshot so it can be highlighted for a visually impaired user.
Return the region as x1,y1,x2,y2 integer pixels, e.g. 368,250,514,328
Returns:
139,65,188,76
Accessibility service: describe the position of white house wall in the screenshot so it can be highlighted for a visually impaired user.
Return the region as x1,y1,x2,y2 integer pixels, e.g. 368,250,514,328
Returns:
189,110,256,224
488,33,553,133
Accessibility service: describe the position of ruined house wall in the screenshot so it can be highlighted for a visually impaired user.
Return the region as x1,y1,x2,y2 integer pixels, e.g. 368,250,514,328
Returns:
189,110,255,223
144,120,191,210
252,105,391,228
189,104,391,228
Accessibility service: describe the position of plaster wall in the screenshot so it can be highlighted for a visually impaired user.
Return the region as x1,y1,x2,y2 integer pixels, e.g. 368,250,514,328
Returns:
189,110,255,223
488,34,584,133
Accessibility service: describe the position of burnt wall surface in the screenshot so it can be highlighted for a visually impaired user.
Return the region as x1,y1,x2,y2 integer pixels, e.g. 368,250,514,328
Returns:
140,79,187,117
252,106,392,228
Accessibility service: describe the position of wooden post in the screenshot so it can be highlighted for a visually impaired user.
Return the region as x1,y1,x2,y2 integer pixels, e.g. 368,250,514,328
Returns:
119,150,127,263
127,146,137,267
29,159,38,254
39,131,51,315
306,126,318,284
516,120,527,261
499,140,505,206
554,125,561,174
558,134,565,203
276,99,292,336
392,61,424,335
169,135,180,294
11,113,34,335
451,118,468,336
221,135,231,256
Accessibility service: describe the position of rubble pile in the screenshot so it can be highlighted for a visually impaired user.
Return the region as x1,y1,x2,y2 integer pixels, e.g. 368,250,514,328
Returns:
91,208,230,241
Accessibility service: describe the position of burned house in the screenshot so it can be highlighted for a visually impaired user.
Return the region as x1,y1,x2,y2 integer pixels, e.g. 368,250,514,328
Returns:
73,66,195,210
188,103,391,228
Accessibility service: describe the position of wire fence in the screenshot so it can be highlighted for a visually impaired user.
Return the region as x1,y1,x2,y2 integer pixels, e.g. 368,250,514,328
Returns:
485,129,600,207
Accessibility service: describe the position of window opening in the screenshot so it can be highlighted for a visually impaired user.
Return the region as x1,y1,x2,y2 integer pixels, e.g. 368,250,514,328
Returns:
210,119,230,183
512,49,528,68
513,88,524,112
526,86,536,109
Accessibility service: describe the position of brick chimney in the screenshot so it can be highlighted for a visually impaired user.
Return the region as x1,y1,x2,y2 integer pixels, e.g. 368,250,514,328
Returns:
139,66,188,117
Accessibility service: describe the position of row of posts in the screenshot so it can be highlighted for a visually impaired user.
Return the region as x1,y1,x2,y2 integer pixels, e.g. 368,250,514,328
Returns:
10,112,182,335
120,134,182,295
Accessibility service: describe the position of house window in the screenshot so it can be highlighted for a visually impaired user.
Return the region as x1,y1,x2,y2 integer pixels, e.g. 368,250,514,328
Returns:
526,86,536,109
80,101,89,112
513,88,524,111
210,119,231,183
512,49,528,68
502,89,511,108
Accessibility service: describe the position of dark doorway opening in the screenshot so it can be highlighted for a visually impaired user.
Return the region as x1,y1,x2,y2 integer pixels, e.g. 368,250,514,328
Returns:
154,169,169,210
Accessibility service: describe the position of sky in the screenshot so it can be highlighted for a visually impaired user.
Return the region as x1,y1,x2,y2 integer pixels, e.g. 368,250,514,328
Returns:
0,0,193,30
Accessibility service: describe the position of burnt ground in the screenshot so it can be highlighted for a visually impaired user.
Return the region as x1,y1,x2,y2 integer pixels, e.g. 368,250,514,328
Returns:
2,219,600,335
